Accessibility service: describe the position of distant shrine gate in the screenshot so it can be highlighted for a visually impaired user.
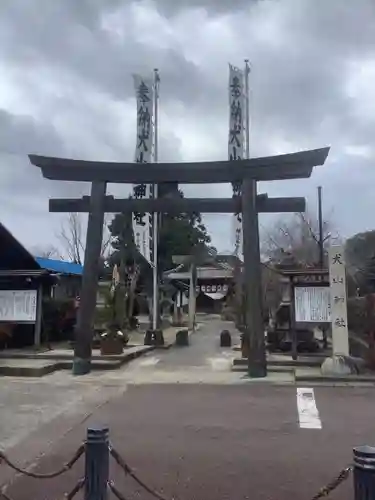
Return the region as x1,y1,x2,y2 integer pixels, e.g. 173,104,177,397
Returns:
165,261,233,314
29,147,329,377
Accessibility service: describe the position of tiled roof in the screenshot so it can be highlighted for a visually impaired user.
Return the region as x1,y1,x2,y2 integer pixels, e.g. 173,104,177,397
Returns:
35,257,83,276
165,267,233,280
0,221,39,270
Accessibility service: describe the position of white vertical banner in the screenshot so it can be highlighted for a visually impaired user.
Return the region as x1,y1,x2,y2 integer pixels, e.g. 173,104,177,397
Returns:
228,64,245,255
328,245,349,355
132,75,154,264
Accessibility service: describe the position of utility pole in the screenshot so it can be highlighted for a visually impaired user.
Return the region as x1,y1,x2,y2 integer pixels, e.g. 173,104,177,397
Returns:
317,186,324,268
317,185,328,349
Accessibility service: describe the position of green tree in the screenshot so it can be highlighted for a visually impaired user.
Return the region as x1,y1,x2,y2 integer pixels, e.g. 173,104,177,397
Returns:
107,210,145,328
157,188,214,273
108,210,137,267
107,187,215,328
109,188,214,280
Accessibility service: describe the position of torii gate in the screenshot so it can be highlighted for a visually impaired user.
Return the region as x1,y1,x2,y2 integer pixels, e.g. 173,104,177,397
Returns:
29,146,329,377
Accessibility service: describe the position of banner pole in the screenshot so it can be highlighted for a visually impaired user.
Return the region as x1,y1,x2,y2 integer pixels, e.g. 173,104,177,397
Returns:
152,68,160,332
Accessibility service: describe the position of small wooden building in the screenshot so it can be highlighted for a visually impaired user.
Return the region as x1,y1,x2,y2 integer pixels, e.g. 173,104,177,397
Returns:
164,255,236,313
35,257,83,300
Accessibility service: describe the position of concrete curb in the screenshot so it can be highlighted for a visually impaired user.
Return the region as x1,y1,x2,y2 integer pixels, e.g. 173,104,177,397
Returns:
294,373,375,383
0,345,150,361
232,358,375,383
0,346,154,377
232,357,322,368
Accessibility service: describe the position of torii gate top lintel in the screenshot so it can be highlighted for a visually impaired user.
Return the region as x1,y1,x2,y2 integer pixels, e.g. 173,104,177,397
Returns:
28,147,329,184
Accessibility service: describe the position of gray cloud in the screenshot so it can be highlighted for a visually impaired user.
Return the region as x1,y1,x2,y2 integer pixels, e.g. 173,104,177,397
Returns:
0,0,205,106
153,0,262,17
1,0,375,254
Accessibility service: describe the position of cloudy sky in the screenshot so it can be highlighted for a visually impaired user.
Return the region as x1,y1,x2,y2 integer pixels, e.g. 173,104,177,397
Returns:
1,0,375,256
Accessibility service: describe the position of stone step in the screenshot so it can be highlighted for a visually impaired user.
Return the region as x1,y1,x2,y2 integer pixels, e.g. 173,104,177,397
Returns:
0,360,58,377
0,346,154,377
232,364,294,373
232,356,323,368
0,346,153,361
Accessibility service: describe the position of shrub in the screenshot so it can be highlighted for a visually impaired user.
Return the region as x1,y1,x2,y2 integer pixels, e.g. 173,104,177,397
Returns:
42,297,77,343
347,297,367,334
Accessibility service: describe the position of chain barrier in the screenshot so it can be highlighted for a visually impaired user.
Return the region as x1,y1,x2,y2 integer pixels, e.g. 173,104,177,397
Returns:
0,438,354,500
0,444,85,480
109,447,353,500
110,445,170,500
311,465,353,500
65,478,85,500
0,490,13,500
108,480,131,500
0,444,85,500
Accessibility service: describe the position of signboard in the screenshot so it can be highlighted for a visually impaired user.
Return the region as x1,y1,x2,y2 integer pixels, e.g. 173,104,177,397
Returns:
294,286,331,323
195,284,229,294
328,245,349,355
291,272,329,285
0,290,37,322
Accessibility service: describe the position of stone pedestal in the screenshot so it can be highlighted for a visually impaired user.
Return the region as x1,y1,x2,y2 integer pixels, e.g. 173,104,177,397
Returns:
72,357,91,375
144,329,164,346
240,333,249,359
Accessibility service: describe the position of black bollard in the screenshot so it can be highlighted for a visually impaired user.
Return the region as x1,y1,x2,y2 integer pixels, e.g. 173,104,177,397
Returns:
144,330,153,345
354,445,375,500
176,329,189,346
154,329,165,346
85,427,109,500
220,330,232,347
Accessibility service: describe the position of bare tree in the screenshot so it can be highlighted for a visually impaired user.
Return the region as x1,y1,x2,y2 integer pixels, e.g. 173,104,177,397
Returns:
57,213,112,264
30,245,61,259
261,263,283,314
260,211,340,267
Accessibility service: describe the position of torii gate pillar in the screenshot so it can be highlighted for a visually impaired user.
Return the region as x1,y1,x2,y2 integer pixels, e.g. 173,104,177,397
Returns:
242,178,266,377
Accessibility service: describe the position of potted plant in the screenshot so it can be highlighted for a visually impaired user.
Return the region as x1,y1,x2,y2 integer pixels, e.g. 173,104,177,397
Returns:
99,265,129,355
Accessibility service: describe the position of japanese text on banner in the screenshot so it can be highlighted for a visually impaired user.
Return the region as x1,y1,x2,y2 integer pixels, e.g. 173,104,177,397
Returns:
132,75,154,264
228,64,245,255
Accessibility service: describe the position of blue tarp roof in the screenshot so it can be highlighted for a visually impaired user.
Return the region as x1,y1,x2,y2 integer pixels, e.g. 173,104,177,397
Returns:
35,257,83,276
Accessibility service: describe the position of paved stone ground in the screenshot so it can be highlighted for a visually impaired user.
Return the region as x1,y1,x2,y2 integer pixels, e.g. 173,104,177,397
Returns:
2,315,375,500
0,377,116,451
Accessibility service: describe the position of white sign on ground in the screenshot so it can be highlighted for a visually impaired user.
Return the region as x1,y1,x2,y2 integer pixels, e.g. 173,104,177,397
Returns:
328,245,349,355
0,290,37,322
296,387,322,429
294,286,331,323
